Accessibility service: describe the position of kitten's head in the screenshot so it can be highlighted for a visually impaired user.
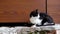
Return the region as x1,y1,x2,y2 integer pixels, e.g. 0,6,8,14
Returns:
30,9,47,18
30,9,39,17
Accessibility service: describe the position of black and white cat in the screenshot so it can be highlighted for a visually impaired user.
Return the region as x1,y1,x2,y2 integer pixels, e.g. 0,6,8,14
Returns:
30,9,55,27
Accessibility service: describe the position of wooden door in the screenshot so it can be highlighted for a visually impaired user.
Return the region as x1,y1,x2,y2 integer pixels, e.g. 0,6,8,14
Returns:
0,0,60,23
0,0,45,23
48,0,60,23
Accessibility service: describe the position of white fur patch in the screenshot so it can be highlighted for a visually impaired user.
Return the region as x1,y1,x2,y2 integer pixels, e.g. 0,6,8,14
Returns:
44,22,54,25
31,25,36,27
30,14,42,25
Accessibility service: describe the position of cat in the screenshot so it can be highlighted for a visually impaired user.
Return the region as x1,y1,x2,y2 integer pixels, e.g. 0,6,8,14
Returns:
30,9,55,27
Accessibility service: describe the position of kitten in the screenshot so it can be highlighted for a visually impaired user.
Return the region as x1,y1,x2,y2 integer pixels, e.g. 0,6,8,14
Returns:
30,9,55,27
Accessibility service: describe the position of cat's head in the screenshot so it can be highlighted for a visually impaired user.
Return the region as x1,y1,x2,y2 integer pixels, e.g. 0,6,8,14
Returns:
30,9,47,19
30,9,39,17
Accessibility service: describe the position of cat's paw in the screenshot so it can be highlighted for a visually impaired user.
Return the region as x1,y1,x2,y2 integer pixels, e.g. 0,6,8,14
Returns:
31,25,36,27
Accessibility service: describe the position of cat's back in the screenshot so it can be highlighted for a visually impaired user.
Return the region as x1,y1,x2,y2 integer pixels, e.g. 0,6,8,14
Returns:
40,12,54,23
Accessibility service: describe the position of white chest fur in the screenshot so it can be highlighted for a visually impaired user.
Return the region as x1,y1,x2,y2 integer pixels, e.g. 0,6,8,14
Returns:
30,14,42,25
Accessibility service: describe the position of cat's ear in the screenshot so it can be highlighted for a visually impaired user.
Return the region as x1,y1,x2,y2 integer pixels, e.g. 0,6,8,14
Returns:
32,9,38,12
35,9,38,12
32,9,38,13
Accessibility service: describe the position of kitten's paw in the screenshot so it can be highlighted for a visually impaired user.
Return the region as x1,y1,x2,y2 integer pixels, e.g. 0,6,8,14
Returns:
31,25,36,27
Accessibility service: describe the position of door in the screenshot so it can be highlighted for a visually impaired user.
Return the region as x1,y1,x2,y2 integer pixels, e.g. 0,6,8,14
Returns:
0,0,45,23
48,0,60,23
